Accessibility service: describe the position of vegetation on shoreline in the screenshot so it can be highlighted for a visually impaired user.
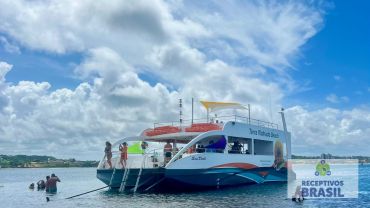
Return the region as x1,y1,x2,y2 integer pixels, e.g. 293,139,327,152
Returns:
0,155,99,168
292,154,370,163
0,153,368,168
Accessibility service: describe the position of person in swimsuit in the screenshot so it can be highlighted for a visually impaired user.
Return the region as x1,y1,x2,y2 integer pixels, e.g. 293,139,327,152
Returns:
45,175,50,192
119,142,128,168
105,141,113,169
37,179,46,190
46,173,60,194
187,145,195,154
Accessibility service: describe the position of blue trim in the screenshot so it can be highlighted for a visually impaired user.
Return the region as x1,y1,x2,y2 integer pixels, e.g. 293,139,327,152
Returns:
165,167,287,187
96,167,287,192
97,168,165,189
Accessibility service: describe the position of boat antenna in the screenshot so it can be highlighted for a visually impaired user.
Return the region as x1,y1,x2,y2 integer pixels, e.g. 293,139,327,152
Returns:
191,97,194,124
279,108,291,159
179,98,183,126
269,93,273,123
248,104,251,124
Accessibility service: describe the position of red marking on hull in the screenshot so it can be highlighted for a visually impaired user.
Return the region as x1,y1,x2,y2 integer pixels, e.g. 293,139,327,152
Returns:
213,163,258,170
258,171,269,177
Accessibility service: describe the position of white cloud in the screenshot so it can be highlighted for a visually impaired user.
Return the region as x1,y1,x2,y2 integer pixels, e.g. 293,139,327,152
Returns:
341,96,349,103
0,0,324,78
286,106,370,155
0,59,182,159
172,0,324,73
334,75,341,81
2,0,365,160
326,94,339,103
0,36,20,54
326,93,349,104
0,0,208,61
0,51,284,159
0,61,12,82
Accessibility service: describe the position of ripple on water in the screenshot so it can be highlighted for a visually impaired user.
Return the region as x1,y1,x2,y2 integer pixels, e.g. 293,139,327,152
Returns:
0,167,369,208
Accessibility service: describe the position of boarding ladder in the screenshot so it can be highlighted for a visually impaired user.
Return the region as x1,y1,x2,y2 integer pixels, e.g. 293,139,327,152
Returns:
108,158,121,190
119,162,131,192
133,154,147,193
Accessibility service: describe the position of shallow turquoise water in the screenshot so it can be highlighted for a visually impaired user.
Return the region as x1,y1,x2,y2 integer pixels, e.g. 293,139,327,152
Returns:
0,165,369,208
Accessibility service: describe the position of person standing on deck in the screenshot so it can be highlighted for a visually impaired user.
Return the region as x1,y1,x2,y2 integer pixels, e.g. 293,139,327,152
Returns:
105,141,113,169
119,142,128,168
47,174,60,193
141,141,148,154
164,141,173,165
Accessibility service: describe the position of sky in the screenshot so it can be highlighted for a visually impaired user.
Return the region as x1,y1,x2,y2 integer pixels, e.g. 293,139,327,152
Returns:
0,0,369,160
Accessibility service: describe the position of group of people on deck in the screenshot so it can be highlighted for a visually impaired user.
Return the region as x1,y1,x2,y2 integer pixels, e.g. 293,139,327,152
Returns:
229,141,244,154
104,138,251,168
164,141,181,165
29,173,61,193
105,140,180,168
104,141,129,169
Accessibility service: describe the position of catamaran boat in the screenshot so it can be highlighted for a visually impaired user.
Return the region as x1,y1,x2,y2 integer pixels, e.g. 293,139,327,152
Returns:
96,101,292,192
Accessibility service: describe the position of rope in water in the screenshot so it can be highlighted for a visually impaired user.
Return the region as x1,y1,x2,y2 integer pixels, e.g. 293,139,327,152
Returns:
46,185,109,202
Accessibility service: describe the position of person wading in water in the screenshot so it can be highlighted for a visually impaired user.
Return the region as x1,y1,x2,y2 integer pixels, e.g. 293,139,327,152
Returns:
45,176,50,192
46,174,60,194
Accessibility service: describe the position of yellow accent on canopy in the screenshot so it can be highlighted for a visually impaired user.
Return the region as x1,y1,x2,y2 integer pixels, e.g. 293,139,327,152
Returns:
127,142,144,154
200,101,246,112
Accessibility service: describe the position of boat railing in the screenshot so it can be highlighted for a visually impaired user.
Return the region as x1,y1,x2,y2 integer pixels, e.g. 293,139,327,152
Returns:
153,115,278,130
97,149,166,170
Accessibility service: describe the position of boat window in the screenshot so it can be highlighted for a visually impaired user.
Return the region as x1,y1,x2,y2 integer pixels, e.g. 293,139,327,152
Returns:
228,137,252,154
253,139,273,155
194,135,226,153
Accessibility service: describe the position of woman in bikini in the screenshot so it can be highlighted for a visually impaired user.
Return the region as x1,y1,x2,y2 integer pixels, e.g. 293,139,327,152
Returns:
105,141,113,169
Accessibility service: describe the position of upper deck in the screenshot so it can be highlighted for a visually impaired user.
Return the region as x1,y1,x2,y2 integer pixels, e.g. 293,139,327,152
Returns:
141,115,279,141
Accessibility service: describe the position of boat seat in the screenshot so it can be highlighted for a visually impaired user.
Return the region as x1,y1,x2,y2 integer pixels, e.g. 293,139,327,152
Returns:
185,123,221,132
145,126,181,136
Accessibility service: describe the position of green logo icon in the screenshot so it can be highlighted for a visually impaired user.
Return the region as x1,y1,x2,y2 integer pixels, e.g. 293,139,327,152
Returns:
315,160,331,176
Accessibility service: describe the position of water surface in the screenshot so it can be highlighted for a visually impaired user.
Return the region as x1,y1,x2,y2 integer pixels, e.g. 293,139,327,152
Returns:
0,166,369,207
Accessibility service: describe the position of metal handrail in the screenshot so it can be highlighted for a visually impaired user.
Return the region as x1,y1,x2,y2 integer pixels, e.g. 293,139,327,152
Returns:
98,148,166,170
153,115,278,129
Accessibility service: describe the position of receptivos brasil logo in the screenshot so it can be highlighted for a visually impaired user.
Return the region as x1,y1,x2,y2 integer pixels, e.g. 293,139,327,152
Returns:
301,160,344,198
315,159,331,176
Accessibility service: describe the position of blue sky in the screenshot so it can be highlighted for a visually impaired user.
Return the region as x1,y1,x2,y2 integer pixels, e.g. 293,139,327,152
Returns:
1,0,369,110
289,0,370,109
0,0,369,159
0,46,82,90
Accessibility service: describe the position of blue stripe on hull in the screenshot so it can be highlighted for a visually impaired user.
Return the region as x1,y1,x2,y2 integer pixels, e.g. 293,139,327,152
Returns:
96,167,287,192
97,168,165,190
165,167,287,188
